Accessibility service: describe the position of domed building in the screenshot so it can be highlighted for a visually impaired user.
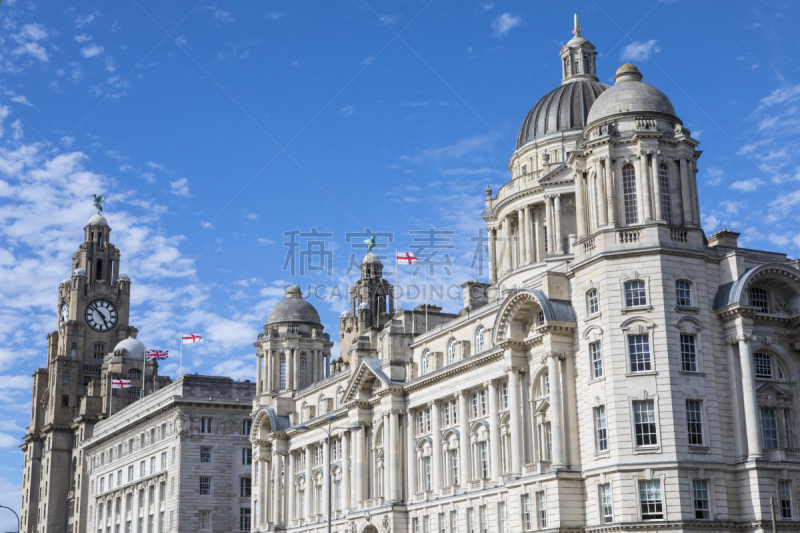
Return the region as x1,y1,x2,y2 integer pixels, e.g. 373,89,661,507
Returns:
248,16,800,533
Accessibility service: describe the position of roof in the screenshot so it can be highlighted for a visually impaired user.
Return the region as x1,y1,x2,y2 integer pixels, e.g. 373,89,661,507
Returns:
530,289,578,322
586,64,676,124
516,79,609,149
712,263,800,310
267,285,321,325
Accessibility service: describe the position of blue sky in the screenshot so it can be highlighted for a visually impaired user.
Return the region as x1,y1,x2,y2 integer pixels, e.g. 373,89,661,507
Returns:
0,0,799,525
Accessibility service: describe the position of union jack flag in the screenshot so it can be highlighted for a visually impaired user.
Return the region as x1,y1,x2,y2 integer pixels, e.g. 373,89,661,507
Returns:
146,349,169,361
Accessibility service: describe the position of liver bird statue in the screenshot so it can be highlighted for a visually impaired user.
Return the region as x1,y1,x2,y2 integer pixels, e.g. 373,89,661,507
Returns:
92,194,106,214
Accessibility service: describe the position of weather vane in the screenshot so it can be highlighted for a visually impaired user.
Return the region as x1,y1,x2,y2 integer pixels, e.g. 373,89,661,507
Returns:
92,194,106,214
363,235,376,253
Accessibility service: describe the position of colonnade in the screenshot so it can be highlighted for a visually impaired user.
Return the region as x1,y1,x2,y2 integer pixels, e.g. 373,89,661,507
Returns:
725,332,763,462
256,348,330,395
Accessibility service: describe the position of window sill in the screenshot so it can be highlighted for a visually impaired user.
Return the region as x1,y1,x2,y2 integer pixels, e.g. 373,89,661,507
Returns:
593,451,610,459
589,376,606,384
584,312,602,323
679,371,705,377
633,446,661,454
688,445,710,453
675,305,699,314
621,305,652,314
625,370,658,377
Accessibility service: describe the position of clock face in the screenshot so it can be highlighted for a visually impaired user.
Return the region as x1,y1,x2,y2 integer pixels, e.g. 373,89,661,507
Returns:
85,300,118,332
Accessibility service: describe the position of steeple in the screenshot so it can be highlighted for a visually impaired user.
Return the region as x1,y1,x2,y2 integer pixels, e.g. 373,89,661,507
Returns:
560,13,599,85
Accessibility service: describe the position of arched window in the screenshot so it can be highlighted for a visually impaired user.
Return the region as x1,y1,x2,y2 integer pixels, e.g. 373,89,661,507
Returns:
675,280,692,307
754,352,773,378
622,164,638,224
336,387,344,408
301,402,308,422
448,339,457,365
318,396,327,416
536,373,549,398
422,351,430,375
749,287,769,313
583,56,589,74
475,326,485,354
299,354,307,389
624,280,647,307
563,58,569,77
279,353,287,390
62,372,70,386
658,164,672,224
586,289,599,315
538,309,545,325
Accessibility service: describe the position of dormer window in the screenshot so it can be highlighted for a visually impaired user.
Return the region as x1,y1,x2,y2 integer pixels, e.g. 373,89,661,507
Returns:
749,287,769,313
583,56,589,74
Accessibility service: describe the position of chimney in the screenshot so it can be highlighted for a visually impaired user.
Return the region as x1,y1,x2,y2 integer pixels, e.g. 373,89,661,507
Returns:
707,229,740,248
461,281,490,311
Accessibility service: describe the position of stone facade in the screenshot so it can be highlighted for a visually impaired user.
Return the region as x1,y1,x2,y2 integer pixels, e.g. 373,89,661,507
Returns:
83,376,255,533
250,17,800,533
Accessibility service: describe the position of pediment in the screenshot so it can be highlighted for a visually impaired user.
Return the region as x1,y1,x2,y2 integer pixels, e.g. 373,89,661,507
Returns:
341,357,395,403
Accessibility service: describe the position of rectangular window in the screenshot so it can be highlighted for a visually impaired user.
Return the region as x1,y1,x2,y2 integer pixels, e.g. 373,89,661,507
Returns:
587,289,599,315
692,479,710,519
780,480,793,519
479,390,487,416
161,452,167,470
443,402,450,427
450,450,459,485
786,409,793,448
750,287,769,313
590,342,603,378
479,505,488,533
761,407,779,449
680,334,697,372
128,466,134,482
450,511,457,533
754,352,773,378
200,447,211,463
423,515,430,533
424,457,432,491
438,513,446,533
242,448,252,465
522,494,531,531
537,491,546,529
412,518,419,533
419,411,425,435
242,419,252,436
200,418,212,434
600,483,613,523
426,409,431,432
472,393,478,419
624,280,647,307
199,477,211,496
497,502,506,533
150,457,155,474
595,406,608,452
479,441,489,479
676,280,691,306
622,164,638,224
501,383,508,410
639,480,663,520
628,334,651,372
199,511,210,529
633,400,658,446
686,400,704,446
159,481,165,502
467,508,475,533
240,477,251,498
279,353,287,390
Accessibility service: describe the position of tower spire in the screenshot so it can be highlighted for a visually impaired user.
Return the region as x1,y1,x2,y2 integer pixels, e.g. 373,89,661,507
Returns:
573,12,582,37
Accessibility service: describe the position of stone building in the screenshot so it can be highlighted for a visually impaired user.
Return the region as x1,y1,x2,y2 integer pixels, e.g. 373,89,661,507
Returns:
19,213,172,533
82,375,255,533
249,17,800,533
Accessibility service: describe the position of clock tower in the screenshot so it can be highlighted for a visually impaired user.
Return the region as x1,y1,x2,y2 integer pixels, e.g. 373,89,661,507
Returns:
19,211,171,533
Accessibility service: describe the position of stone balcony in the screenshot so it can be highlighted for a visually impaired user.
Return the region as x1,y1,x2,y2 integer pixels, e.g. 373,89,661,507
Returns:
575,223,704,262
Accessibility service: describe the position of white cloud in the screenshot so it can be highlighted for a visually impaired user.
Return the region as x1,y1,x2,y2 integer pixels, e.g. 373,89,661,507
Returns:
80,45,105,58
73,13,96,28
362,56,375,66
379,14,402,25
10,95,33,107
245,213,258,220
730,178,764,192
256,238,275,245
704,166,725,186
620,40,661,62
265,12,284,21
759,84,800,108
12,24,50,62
169,178,190,197
491,13,522,38
340,106,355,116
74,34,93,43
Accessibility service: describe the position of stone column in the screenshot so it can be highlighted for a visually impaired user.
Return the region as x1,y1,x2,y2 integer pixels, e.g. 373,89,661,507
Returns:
605,157,616,226
507,367,523,475
554,195,563,253
489,229,497,283
518,207,527,266
272,453,282,526
651,152,663,221
544,197,553,254
341,432,351,511
383,412,391,499
524,205,533,264
266,351,273,393
575,172,586,238
258,455,267,526
639,152,653,221
736,335,763,459
406,411,417,497
546,354,565,469
725,342,745,461
486,380,501,482
389,410,400,502
256,354,262,395
503,218,512,274
533,210,541,262
689,159,701,226
587,170,597,231
457,392,470,490
430,401,442,493
597,161,608,226
355,423,366,501
304,446,312,520
679,158,692,226
322,439,330,516
287,452,295,523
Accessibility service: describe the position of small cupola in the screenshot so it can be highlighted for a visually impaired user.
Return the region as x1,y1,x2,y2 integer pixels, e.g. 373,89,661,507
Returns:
559,14,599,85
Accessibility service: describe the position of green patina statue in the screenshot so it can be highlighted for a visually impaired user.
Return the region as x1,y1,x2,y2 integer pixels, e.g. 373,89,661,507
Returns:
92,194,106,214
363,235,376,253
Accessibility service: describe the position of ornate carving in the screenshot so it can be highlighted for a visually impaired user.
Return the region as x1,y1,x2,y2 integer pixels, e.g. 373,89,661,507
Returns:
539,351,568,363
380,514,391,533
175,413,191,436
349,521,358,533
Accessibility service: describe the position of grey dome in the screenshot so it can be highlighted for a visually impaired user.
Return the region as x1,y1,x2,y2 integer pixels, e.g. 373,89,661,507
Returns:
114,337,146,359
363,252,381,264
73,268,86,277
516,79,609,149
88,213,108,226
118,274,130,281
586,64,676,124
267,286,321,325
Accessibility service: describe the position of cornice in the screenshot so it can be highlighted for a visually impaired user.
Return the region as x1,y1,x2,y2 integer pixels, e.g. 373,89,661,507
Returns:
404,349,504,394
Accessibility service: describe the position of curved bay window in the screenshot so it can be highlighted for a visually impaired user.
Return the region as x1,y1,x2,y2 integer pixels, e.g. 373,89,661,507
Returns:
622,164,638,225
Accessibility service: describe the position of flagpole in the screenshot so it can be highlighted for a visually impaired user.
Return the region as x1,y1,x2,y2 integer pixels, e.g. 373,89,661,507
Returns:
395,249,399,313
107,373,112,415
424,270,428,332
180,330,183,377
141,339,146,399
